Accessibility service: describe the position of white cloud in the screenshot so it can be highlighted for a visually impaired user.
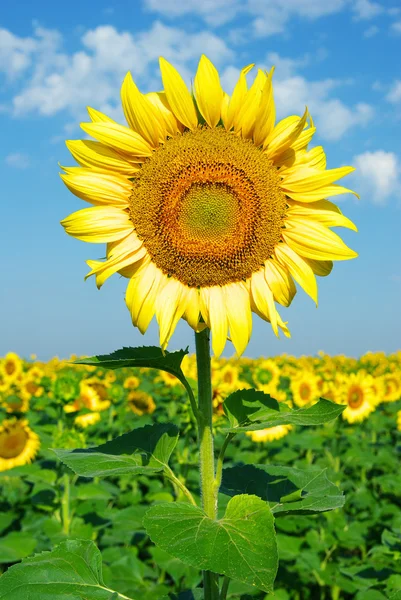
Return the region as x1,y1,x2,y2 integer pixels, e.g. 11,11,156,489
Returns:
143,0,346,37
352,0,384,20
390,20,401,33
8,22,233,119
5,152,30,169
0,28,37,79
352,150,400,205
364,25,379,37
386,80,401,103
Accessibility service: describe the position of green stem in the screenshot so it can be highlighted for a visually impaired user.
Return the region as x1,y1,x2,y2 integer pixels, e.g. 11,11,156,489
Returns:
215,433,235,493
195,328,220,600
164,466,197,505
220,576,230,600
61,472,70,536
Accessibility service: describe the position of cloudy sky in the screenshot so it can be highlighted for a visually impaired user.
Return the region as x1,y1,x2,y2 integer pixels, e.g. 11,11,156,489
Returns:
1,0,400,360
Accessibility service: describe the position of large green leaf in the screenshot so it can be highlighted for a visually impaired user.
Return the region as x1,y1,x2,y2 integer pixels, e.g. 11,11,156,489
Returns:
143,494,278,593
223,390,344,432
0,539,133,599
220,465,345,515
53,423,179,477
74,346,187,378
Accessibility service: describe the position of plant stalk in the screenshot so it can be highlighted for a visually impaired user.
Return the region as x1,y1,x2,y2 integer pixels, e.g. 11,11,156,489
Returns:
61,472,70,536
195,328,220,600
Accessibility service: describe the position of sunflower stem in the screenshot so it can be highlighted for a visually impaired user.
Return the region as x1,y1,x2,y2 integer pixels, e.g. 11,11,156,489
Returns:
195,328,220,600
61,472,70,536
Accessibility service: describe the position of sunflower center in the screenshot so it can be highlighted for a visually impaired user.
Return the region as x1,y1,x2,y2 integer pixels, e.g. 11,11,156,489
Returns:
0,428,28,459
129,127,287,287
348,386,363,409
300,383,311,400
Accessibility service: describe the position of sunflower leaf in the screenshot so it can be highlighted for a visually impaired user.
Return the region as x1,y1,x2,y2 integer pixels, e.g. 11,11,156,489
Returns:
0,539,133,599
52,423,179,477
220,464,345,515
143,495,278,593
223,395,345,432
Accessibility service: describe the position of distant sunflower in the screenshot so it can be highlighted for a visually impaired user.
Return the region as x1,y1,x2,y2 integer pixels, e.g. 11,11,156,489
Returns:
1,353,23,383
0,419,40,472
61,55,358,356
74,412,101,428
291,372,319,407
382,373,400,403
123,375,140,390
127,390,156,415
254,359,281,392
247,424,293,443
341,372,375,423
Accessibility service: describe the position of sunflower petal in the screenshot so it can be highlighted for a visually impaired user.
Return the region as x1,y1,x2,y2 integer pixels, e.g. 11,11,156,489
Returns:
287,199,358,231
156,278,189,350
87,107,116,123
61,206,133,243
285,184,359,203
264,259,297,307
126,261,162,334
204,287,228,358
121,72,166,147
224,283,252,356
66,140,140,175
223,63,254,131
265,108,308,157
146,91,184,136
253,67,275,147
281,165,355,191
250,269,278,336
80,122,153,157
159,57,198,130
183,287,203,332
86,245,146,289
60,169,131,207
237,69,267,139
302,257,333,277
194,55,224,128
275,243,318,304
283,218,358,261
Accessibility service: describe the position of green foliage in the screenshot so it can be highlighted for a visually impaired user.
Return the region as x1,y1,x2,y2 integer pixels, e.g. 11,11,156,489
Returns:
0,539,132,599
144,495,278,592
53,423,179,477
220,464,345,515
223,390,345,431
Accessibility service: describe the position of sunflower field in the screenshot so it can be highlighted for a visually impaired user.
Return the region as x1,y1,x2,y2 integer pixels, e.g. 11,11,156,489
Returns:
1,349,401,599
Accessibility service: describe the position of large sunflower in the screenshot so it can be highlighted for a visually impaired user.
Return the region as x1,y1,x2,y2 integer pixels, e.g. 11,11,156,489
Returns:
61,56,358,356
0,419,40,472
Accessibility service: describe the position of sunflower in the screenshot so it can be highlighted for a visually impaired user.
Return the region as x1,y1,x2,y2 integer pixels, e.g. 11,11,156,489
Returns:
254,359,281,392
74,412,101,428
340,372,375,423
1,352,23,383
61,56,358,356
246,424,293,443
291,372,319,407
123,375,140,389
126,390,156,415
382,373,401,402
212,363,240,391
64,381,110,413
0,419,40,472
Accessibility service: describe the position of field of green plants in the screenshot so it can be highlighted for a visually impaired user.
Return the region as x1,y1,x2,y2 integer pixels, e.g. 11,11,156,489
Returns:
0,350,401,599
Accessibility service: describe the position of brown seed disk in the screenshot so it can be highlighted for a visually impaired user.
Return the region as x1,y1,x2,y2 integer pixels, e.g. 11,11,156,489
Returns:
129,127,287,287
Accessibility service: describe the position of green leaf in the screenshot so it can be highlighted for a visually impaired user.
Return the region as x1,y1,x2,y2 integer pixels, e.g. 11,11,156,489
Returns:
220,464,345,515
0,532,37,564
0,539,133,599
74,346,188,380
53,423,179,477
143,494,278,593
223,393,345,432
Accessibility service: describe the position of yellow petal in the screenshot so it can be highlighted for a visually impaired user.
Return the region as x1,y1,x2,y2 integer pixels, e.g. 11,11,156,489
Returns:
264,259,297,307
253,67,275,147
61,206,133,243
223,63,254,131
159,57,198,130
275,243,318,304
302,258,333,277
284,184,359,203
60,169,131,207
223,283,252,356
126,261,162,334
194,55,224,128
287,199,358,231
87,107,116,123
156,278,189,350
277,143,322,171
250,269,278,336
220,92,230,129
66,140,140,175
86,245,146,289
265,108,308,158
146,91,184,136
80,122,153,157
121,72,166,147
183,287,203,332
281,166,355,191
283,218,358,261
106,232,143,258
236,69,267,139
200,287,228,358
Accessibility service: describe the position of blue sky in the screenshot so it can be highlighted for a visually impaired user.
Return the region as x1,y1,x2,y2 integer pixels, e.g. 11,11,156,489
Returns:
1,0,400,360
